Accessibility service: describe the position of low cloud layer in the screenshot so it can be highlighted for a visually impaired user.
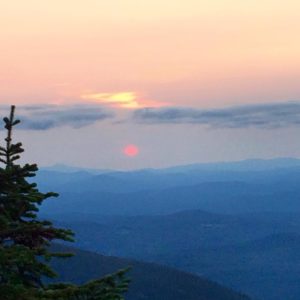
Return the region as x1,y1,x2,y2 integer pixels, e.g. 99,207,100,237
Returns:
133,102,300,129
0,104,113,130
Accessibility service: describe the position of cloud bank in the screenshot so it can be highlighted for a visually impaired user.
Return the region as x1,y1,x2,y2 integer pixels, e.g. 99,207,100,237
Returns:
133,102,300,129
2,101,300,131
0,104,113,130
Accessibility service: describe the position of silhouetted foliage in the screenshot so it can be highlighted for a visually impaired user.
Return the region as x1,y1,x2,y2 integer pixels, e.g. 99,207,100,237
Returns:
0,106,128,300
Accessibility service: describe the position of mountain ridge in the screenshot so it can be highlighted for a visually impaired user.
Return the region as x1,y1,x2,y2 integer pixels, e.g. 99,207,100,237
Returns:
50,244,251,300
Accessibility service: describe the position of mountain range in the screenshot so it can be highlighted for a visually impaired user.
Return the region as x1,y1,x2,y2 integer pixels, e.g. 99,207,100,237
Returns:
50,244,250,300
38,158,300,300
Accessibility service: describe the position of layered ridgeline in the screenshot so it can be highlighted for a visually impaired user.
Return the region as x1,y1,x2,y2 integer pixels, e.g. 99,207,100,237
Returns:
39,158,300,216
37,159,300,300
48,210,300,300
51,244,250,300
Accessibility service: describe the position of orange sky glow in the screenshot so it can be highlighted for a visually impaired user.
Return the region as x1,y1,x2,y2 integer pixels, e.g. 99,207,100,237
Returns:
1,1,300,169
81,92,168,109
1,1,300,108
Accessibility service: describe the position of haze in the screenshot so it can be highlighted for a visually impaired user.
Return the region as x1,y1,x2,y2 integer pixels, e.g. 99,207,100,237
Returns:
1,1,300,169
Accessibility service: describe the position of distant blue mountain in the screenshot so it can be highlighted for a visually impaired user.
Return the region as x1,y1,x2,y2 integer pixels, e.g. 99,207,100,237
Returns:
38,157,300,215
41,163,111,174
41,157,300,174
159,157,300,172
38,158,300,300
49,211,300,300
51,244,251,300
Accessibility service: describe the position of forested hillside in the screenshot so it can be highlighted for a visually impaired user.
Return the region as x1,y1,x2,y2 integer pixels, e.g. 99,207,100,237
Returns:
51,244,251,300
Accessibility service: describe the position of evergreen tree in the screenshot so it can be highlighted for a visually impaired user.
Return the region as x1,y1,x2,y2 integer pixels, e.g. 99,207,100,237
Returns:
0,106,129,300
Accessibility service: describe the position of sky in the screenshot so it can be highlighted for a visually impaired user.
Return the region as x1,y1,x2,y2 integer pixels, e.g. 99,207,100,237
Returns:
1,1,300,169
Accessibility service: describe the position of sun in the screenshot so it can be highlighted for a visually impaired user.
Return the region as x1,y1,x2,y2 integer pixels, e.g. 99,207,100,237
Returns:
123,144,139,157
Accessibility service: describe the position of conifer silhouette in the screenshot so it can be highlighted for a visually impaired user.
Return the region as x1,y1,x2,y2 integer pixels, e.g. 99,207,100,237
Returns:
0,106,128,300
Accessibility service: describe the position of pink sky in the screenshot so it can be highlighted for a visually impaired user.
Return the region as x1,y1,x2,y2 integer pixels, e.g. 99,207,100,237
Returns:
1,1,300,169
1,1,300,109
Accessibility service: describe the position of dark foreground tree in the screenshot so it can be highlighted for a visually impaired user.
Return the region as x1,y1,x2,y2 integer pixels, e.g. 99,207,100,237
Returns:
0,106,129,300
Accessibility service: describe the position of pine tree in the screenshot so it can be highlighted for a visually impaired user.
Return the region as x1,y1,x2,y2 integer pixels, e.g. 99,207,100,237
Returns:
0,106,129,300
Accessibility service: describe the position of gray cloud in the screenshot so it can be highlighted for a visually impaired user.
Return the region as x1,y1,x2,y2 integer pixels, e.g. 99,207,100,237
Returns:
0,104,114,130
133,102,300,129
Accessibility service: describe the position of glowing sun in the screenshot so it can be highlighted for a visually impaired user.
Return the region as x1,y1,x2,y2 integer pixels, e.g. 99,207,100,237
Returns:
123,144,139,157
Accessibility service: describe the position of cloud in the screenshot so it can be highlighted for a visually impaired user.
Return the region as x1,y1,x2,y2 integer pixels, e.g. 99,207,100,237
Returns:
132,102,300,129
81,91,169,109
0,104,114,130
82,92,140,109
